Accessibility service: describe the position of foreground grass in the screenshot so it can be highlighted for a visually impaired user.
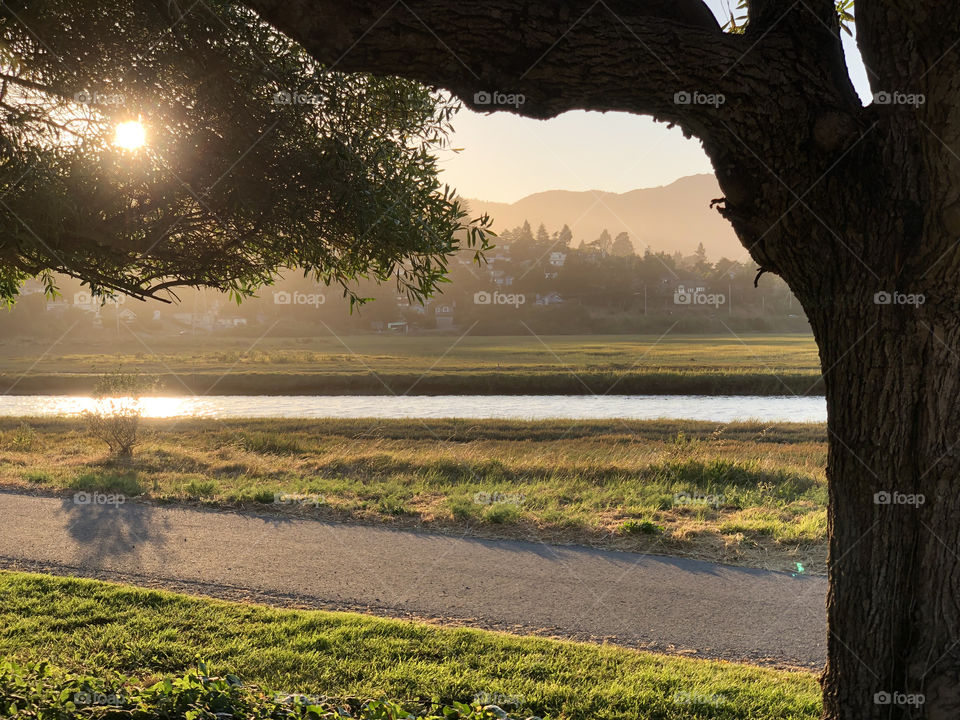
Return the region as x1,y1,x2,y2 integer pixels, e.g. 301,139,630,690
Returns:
0,418,828,573
1,661,526,720
0,333,823,395
0,571,822,719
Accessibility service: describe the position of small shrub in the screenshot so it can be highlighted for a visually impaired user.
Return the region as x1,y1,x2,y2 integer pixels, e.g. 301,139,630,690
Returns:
83,370,158,460
483,503,520,524
69,471,144,496
23,470,52,484
619,519,662,535
449,497,480,521
4,422,37,452
377,495,407,515
185,479,219,499
253,488,277,504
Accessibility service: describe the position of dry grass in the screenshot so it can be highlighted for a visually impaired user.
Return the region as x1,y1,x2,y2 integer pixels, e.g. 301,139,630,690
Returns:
0,417,828,573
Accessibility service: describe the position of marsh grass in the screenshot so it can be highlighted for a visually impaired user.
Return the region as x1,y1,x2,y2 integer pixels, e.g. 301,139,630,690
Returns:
0,334,823,395
0,417,828,572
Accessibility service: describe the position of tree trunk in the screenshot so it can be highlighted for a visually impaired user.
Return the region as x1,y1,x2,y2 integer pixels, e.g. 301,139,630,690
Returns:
236,2,960,717
812,287,960,719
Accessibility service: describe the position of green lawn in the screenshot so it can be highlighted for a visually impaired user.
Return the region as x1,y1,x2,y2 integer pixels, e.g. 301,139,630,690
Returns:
0,571,822,719
0,417,828,573
0,333,822,395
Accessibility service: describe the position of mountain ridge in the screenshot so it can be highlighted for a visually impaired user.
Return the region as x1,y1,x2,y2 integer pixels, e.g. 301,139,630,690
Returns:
463,174,742,259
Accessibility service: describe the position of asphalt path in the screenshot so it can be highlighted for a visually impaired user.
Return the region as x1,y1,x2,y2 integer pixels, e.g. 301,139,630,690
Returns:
0,490,827,668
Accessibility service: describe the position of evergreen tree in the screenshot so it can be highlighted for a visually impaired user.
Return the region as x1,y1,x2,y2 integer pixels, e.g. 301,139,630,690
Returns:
596,229,612,253
518,220,534,245
536,223,550,245
611,232,634,257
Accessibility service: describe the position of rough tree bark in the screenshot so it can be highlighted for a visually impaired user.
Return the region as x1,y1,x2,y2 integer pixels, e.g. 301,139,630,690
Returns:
237,1,960,717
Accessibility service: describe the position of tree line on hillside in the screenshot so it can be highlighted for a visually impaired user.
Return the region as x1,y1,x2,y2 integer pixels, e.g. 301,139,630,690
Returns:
0,219,807,339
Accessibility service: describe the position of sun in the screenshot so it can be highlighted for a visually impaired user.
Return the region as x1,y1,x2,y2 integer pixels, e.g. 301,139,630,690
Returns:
114,120,146,150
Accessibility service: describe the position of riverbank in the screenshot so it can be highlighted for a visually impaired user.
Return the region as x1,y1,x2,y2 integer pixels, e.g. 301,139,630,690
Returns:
0,369,824,396
0,417,828,573
0,333,824,396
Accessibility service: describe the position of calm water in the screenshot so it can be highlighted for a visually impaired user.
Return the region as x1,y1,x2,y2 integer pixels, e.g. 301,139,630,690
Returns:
0,395,826,423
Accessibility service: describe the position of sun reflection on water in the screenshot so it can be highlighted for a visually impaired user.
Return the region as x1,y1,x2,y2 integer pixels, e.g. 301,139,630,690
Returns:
46,396,192,418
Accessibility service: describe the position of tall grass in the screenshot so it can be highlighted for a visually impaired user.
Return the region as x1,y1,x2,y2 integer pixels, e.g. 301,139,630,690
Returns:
0,417,828,572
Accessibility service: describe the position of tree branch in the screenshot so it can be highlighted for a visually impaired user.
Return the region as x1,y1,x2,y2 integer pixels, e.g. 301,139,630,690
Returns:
242,0,775,135
241,0,868,295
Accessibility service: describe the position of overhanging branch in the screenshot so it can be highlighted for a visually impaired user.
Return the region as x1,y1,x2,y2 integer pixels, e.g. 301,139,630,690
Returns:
242,0,777,134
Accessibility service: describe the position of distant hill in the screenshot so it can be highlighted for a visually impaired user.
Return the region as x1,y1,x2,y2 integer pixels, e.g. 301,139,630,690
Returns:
464,174,741,259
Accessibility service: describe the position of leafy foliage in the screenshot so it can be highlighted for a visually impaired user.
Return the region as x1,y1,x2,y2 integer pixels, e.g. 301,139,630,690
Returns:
0,0,492,305
724,0,854,34
0,660,542,719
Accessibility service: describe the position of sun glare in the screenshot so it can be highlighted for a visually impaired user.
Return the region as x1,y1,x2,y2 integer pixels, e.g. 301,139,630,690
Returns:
114,120,146,150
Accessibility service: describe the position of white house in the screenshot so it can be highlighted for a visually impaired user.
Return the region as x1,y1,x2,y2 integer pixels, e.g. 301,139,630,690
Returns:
435,303,455,329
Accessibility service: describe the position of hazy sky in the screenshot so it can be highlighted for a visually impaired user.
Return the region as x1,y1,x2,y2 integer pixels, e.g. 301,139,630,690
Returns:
439,1,872,203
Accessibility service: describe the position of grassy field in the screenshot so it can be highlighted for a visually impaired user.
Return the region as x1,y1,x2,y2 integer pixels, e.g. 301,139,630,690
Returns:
0,334,823,395
0,571,822,719
0,417,828,573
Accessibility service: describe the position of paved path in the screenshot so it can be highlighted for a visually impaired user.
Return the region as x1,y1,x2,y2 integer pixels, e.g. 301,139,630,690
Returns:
0,490,826,668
